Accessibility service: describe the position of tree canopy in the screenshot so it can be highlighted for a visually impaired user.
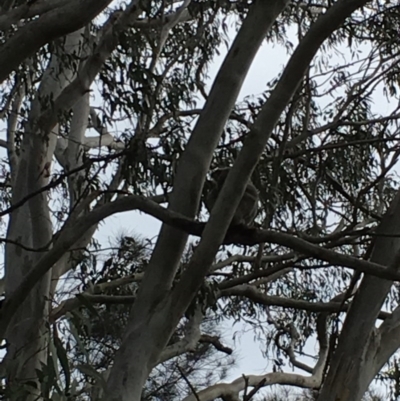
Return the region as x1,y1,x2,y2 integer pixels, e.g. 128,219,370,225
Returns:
1,1,400,401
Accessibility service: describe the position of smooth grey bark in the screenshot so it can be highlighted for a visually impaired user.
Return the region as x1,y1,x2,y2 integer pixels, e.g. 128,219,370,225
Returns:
373,306,400,374
49,92,92,297
182,373,321,401
65,93,90,210
105,1,371,400
318,190,400,400
3,30,85,394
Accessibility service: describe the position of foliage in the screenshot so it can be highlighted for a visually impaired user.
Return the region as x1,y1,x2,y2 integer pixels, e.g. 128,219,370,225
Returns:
2,1,400,401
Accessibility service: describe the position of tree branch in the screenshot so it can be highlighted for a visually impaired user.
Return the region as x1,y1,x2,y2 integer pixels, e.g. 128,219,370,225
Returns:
220,284,390,319
2,190,399,339
0,0,113,83
0,0,68,31
199,335,233,355
182,371,321,401
158,307,203,364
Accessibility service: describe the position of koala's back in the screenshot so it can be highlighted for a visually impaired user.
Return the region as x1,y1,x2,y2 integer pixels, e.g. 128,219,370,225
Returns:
205,168,258,226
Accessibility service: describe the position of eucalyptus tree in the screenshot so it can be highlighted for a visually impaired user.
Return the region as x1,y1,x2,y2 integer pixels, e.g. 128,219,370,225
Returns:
2,1,400,401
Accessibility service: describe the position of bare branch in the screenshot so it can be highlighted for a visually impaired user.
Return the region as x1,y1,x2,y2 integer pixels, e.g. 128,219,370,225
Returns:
220,284,389,320
182,371,321,401
158,307,203,364
210,253,296,273
0,0,68,31
2,192,399,336
86,107,125,150
199,335,233,355
0,0,114,83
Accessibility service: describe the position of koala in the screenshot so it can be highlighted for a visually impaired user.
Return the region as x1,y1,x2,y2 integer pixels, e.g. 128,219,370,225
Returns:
204,168,258,226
